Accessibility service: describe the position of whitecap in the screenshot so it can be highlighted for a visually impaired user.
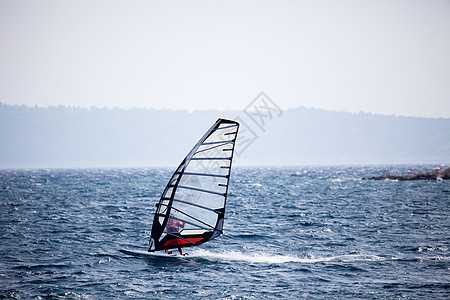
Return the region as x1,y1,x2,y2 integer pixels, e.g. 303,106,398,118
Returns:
188,250,385,264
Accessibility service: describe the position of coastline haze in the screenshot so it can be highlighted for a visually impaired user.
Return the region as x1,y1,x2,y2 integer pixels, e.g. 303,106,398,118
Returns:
1,103,449,169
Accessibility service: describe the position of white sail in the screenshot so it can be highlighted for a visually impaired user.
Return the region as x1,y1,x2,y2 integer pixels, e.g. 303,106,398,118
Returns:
149,119,239,251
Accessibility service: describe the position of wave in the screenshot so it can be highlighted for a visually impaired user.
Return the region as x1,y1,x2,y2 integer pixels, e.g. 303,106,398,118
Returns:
187,249,385,264
189,250,449,265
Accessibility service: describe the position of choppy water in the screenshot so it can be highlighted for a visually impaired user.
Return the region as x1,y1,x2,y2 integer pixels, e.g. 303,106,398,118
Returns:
1,166,449,299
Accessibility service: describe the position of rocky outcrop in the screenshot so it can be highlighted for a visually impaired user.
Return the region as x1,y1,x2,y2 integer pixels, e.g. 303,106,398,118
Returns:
363,167,450,181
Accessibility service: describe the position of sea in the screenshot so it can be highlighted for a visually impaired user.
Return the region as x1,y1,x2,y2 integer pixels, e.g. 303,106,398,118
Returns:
1,165,449,299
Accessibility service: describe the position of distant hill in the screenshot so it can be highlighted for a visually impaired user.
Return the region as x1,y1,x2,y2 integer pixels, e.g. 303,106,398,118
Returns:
0,103,449,168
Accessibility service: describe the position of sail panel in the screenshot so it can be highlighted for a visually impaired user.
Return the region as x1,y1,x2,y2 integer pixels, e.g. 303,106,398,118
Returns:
149,119,239,251
178,174,227,194
183,160,230,177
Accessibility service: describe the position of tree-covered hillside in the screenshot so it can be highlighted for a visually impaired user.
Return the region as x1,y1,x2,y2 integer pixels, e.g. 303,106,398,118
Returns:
1,103,449,168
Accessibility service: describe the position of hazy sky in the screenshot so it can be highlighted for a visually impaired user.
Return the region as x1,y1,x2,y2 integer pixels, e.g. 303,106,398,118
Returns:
1,0,449,117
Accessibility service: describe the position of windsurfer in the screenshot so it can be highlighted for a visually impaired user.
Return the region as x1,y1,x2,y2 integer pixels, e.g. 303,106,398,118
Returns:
166,216,184,233
165,215,185,255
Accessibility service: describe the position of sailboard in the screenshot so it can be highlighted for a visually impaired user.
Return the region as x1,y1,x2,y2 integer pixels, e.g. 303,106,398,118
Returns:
120,118,239,258
119,249,182,258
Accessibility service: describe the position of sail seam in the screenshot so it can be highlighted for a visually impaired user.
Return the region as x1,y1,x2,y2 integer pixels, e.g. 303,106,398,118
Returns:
212,124,238,131
202,140,234,145
177,185,226,196
194,141,234,154
168,198,225,214
191,157,231,161
179,172,229,178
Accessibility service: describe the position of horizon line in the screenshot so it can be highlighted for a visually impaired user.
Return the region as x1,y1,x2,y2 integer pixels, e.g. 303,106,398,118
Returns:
1,101,447,120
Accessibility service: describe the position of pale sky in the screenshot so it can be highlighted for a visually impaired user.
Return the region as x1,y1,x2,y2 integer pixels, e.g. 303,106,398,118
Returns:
1,0,449,117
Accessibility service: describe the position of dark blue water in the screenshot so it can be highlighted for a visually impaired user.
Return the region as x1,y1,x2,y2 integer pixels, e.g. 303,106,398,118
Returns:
1,166,449,299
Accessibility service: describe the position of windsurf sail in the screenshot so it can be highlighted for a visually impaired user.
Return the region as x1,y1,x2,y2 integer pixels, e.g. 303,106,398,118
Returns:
148,118,239,252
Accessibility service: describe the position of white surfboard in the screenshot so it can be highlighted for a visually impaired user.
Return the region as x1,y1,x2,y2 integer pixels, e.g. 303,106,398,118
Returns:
119,249,187,258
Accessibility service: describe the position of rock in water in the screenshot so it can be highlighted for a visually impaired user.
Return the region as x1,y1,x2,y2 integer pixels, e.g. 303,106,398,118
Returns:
363,167,450,181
